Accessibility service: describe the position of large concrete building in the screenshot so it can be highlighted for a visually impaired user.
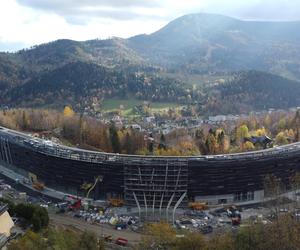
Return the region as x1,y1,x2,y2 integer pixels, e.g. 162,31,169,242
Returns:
1,126,300,208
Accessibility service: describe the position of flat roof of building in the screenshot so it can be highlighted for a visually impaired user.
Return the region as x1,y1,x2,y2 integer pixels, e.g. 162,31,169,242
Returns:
1,125,300,163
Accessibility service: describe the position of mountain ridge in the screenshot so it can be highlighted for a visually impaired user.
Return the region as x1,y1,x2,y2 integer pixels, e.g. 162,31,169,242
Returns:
1,13,300,114
2,13,300,79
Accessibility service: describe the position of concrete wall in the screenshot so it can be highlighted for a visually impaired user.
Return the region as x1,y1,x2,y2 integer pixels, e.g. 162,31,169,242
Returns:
195,194,235,205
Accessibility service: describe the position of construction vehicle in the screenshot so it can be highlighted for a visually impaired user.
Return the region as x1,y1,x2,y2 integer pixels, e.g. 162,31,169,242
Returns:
188,202,208,211
109,198,124,207
225,205,242,225
63,195,82,210
232,216,241,226
32,182,45,191
115,237,128,246
28,172,45,191
115,223,127,230
80,182,93,192
69,199,81,210
86,176,103,198
81,175,103,199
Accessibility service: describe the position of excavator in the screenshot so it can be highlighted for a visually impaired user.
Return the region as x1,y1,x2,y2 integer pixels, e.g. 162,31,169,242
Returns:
28,172,45,191
188,202,208,211
81,176,124,207
81,175,103,199
109,198,124,207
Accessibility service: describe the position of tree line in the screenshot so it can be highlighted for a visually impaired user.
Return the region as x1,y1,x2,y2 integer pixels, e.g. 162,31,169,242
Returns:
0,107,299,156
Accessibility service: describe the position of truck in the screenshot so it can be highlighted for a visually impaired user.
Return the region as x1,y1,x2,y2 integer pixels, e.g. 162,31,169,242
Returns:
188,202,208,211
115,237,128,246
63,195,82,210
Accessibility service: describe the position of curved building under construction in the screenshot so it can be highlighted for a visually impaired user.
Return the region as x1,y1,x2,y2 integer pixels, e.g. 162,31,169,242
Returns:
1,126,300,209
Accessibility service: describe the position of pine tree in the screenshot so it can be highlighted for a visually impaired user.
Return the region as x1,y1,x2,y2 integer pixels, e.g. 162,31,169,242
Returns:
148,133,154,154
195,129,206,154
293,110,300,141
21,110,29,130
109,123,121,153
123,132,133,154
205,133,217,154
158,134,166,150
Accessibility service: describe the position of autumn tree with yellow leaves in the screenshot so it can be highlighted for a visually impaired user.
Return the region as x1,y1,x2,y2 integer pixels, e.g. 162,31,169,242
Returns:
63,106,75,117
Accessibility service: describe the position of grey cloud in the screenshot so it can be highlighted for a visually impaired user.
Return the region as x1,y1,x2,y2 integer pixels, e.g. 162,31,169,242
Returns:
17,0,162,22
16,0,300,26
195,0,300,21
17,0,160,9
239,1,300,21
63,9,152,25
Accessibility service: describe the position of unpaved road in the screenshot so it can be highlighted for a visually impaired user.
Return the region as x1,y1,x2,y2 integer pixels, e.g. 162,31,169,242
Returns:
49,214,142,244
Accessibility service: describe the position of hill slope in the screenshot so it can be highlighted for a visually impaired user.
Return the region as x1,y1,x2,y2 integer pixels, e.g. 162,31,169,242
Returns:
128,13,300,78
1,13,300,81
1,13,300,113
2,61,193,109
200,71,300,114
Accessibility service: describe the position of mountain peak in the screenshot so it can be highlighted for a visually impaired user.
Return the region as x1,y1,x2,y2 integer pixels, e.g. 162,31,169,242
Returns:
171,12,239,22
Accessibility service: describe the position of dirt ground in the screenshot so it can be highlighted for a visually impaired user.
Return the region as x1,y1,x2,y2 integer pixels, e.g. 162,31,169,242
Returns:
49,214,142,244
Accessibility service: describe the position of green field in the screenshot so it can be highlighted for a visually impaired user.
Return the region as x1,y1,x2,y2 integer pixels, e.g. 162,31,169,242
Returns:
102,98,144,110
101,98,182,115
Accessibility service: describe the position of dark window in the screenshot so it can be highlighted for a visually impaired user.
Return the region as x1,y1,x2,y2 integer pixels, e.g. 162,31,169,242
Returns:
218,199,227,204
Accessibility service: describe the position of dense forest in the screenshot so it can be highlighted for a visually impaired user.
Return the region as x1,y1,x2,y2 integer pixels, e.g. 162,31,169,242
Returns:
1,66,300,116
0,61,200,109
200,71,300,115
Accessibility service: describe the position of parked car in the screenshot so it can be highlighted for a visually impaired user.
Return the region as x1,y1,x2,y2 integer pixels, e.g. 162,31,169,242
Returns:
115,223,127,230
116,237,128,246
200,225,213,234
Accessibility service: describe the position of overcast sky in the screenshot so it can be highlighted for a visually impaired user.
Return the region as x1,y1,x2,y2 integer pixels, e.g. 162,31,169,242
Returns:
0,0,299,51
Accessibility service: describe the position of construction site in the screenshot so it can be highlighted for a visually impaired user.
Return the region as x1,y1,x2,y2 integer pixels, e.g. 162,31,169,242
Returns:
1,125,300,224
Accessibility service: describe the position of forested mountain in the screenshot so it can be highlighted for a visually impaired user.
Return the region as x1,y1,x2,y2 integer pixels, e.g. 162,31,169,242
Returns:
2,13,300,80
12,38,146,72
1,13,300,113
2,61,195,109
200,71,300,114
128,13,300,78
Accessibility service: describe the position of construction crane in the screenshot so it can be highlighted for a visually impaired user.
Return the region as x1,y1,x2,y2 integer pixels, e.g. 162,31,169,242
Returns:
80,182,93,192
86,175,103,199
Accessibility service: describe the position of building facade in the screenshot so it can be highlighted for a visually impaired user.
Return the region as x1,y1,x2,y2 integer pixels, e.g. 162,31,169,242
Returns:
1,126,300,207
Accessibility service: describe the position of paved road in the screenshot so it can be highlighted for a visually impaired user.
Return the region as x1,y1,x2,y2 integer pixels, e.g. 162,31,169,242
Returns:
0,163,79,202
49,213,142,244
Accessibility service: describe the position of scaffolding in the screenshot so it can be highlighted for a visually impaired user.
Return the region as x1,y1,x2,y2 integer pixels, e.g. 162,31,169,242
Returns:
124,158,188,222
2,126,300,215
0,137,12,165
1,126,300,165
